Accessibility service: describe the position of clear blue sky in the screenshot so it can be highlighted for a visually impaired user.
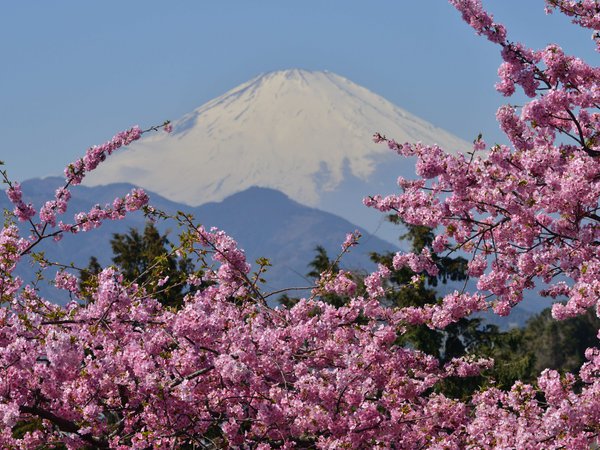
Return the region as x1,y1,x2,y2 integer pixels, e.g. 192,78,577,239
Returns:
0,1,596,182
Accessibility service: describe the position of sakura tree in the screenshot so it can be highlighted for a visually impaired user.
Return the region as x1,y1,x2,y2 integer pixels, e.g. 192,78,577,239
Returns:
0,0,599,448
367,0,600,446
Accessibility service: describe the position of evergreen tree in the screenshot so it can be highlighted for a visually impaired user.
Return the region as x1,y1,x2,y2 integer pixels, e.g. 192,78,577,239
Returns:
278,245,360,308
371,220,471,362
306,245,339,280
513,307,600,383
81,222,196,309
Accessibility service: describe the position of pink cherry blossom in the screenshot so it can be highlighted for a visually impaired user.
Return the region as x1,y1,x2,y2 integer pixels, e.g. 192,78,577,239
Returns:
1,2,600,448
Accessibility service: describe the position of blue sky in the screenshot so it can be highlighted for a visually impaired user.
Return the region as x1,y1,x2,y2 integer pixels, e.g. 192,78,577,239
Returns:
0,1,596,183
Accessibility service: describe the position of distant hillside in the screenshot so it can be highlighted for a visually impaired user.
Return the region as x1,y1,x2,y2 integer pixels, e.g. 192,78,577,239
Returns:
2,177,542,327
2,178,397,304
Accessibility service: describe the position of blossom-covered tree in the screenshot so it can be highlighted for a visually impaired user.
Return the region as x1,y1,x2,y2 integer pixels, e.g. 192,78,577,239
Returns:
1,1,600,448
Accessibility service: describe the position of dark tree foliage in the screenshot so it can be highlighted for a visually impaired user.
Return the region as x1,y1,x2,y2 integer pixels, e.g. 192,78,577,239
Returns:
371,220,472,363
523,307,600,376
80,222,196,309
278,245,356,309
496,307,600,386
474,325,536,390
306,245,339,280
308,245,361,308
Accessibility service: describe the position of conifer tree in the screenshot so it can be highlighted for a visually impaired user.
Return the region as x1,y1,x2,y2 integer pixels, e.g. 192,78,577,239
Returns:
81,222,195,309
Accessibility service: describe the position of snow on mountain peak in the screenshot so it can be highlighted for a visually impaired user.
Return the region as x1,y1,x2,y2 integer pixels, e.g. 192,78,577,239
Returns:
84,69,469,206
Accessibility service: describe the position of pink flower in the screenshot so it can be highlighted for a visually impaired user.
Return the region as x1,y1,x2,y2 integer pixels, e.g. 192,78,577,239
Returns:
341,230,361,251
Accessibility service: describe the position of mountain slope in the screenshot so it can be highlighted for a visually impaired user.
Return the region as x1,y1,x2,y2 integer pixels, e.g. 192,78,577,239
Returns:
83,69,469,208
3,178,543,325
195,186,394,292
4,178,396,303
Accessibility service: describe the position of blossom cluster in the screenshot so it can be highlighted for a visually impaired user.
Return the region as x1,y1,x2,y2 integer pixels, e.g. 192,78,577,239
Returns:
6,182,36,222
545,0,600,50
368,0,600,324
65,126,142,186
4,128,154,254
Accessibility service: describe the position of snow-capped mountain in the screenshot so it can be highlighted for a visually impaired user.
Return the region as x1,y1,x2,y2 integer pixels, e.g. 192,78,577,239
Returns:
84,69,469,211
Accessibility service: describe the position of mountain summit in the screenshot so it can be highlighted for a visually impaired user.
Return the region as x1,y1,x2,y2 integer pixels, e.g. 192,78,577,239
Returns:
84,69,468,207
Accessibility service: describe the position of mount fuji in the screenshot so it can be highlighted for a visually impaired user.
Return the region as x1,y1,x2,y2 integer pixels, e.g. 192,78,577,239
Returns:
84,69,470,243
